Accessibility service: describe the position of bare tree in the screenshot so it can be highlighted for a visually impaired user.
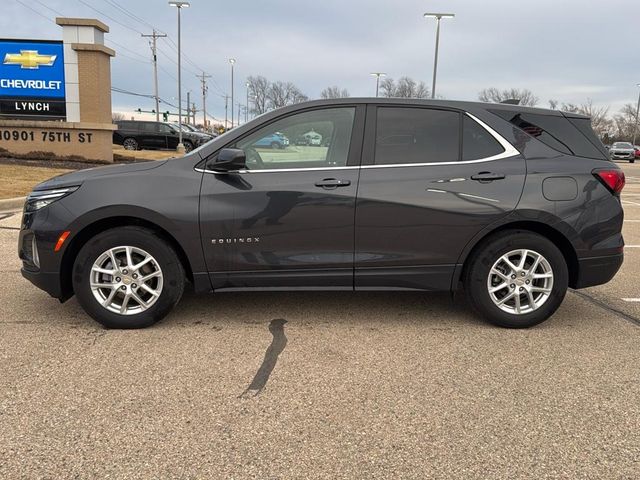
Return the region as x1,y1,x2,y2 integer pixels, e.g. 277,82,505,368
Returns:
247,75,270,115
112,112,125,122
613,104,638,141
478,88,539,106
548,99,558,110
379,76,430,98
550,100,612,139
320,86,350,99
267,81,308,110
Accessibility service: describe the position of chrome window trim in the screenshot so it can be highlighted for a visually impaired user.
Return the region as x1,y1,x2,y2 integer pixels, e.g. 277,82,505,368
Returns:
196,111,520,174
362,112,520,169
196,165,359,174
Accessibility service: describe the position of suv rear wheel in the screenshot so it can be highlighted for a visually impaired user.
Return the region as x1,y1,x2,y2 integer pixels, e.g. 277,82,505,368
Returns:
72,226,185,329
122,138,138,150
183,141,193,153
464,230,568,328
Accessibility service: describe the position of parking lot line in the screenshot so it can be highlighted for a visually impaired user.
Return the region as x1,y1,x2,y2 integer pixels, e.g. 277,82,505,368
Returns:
622,298,640,302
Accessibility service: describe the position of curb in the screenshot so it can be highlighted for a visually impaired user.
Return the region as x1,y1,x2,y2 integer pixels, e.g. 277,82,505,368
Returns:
0,196,25,212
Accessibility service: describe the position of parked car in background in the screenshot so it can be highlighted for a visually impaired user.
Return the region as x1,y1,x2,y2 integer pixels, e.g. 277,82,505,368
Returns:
634,145,640,160
21,98,623,330
303,131,323,146
253,132,289,149
113,120,209,152
171,123,215,143
609,142,636,162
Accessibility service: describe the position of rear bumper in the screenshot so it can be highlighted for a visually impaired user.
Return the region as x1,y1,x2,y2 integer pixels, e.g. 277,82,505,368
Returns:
574,253,623,289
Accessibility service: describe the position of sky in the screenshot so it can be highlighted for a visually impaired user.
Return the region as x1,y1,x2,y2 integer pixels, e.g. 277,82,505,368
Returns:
2,0,638,123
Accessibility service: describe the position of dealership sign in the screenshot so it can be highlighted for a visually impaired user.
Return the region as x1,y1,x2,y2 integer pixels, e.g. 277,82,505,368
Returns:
0,40,66,120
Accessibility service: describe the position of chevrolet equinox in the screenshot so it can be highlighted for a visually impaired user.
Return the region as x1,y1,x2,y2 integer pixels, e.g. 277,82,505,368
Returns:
19,99,625,329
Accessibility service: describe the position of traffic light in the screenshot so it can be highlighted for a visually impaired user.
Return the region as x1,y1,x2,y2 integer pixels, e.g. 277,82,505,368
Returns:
163,111,169,121
136,108,142,113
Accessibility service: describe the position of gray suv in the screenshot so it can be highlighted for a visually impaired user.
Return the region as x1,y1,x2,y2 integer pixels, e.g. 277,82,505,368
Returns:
20,99,624,329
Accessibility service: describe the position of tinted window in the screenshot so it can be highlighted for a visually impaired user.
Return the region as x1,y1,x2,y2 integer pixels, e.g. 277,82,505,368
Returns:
140,122,157,133
118,121,137,131
158,124,174,134
235,108,355,170
567,117,609,157
375,107,459,165
462,116,504,160
491,109,606,159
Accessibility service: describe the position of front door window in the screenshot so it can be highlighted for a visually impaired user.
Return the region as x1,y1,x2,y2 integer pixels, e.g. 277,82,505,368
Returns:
234,107,355,170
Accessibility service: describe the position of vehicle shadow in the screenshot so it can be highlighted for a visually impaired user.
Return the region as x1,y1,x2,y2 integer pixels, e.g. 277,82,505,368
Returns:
169,289,485,329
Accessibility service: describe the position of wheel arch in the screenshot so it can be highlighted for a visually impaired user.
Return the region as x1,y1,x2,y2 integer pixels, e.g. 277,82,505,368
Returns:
59,215,195,300
456,220,579,290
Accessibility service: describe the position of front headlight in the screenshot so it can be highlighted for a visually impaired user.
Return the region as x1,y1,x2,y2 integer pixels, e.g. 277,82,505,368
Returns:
25,186,79,212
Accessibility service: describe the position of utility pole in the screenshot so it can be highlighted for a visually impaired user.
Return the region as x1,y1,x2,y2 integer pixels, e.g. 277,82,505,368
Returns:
245,82,250,122
198,71,211,129
191,102,196,126
229,58,236,128
141,29,167,122
237,102,242,125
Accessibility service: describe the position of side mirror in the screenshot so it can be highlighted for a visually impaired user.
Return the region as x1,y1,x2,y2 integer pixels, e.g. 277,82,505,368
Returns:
211,148,246,172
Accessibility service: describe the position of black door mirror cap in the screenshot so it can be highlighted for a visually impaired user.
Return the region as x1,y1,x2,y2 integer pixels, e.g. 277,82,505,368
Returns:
211,148,247,172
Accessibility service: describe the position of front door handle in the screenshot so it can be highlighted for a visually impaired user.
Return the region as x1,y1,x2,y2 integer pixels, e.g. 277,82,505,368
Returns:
471,172,506,182
314,178,351,189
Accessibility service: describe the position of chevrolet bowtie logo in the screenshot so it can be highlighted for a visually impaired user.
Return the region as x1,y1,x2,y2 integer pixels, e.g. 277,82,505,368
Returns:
3,50,56,69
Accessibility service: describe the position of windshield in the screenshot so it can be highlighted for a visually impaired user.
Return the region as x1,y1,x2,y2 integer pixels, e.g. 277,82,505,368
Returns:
614,142,633,148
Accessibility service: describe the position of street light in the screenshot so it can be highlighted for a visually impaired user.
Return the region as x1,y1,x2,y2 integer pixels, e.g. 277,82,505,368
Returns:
169,1,190,152
370,72,386,97
229,58,236,128
633,83,640,145
424,12,454,99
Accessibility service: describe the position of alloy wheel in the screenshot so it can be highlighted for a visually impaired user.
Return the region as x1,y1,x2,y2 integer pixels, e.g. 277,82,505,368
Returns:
90,246,163,315
487,249,554,315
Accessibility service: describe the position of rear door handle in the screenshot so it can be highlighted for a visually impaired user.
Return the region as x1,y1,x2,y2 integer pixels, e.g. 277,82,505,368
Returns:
471,172,505,182
314,178,351,189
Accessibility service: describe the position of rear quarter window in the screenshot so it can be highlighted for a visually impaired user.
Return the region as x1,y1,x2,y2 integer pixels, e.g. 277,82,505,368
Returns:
462,116,504,161
490,109,607,160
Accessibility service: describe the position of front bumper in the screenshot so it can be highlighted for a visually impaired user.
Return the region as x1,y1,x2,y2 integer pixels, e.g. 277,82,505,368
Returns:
574,253,623,289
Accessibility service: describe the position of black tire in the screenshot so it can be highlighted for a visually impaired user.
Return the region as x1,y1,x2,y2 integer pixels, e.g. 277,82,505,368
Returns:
183,141,194,153
123,138,139,151
271,141,280,149
464,230,568,328
72,226,185,329
630,159,635,163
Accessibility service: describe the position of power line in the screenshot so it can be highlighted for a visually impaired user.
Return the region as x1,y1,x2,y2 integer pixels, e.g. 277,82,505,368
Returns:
102,0,163,33
76,0,143,35
14,0,56,24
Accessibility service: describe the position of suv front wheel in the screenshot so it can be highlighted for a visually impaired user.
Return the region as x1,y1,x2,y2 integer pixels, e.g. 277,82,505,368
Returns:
464,230,568,328
72,226,185,329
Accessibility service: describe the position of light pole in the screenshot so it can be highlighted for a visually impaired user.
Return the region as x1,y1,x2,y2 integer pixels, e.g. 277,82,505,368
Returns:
370,72,386,97
633,83,640,145
424,12,454,99
245,81,250,122
229,58,236,128
169,1,190,151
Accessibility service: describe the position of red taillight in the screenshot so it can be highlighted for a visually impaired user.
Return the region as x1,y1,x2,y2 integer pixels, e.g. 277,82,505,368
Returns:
593,169,625,194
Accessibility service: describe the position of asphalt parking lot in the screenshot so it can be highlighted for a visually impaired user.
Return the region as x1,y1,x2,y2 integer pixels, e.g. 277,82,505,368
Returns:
1,164,640,479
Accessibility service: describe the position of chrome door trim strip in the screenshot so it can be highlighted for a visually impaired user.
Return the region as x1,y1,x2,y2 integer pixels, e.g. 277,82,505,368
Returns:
197,166,359,174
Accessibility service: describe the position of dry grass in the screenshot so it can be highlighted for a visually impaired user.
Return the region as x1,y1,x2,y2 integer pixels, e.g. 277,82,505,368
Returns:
0,164,73,199
112,145,179,161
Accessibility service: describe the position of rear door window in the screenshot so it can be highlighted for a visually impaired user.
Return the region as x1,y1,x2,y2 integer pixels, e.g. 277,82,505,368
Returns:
374,107,460,165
